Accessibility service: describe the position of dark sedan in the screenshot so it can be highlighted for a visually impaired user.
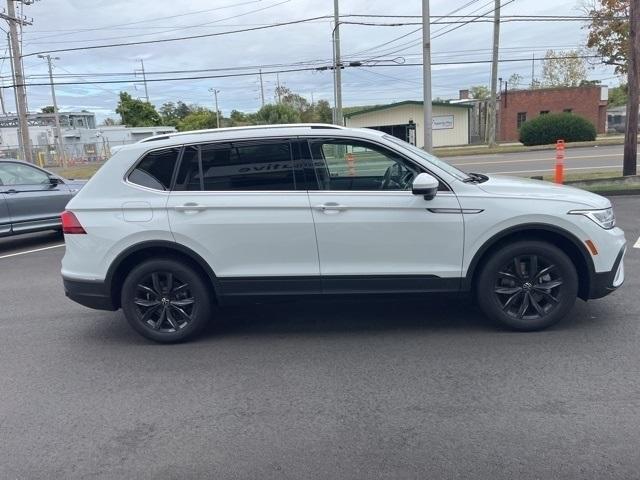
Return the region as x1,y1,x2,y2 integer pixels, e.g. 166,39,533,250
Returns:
0,160,85,237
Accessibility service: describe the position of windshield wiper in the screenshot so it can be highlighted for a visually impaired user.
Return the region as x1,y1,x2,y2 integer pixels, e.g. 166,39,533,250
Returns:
462,172,489,183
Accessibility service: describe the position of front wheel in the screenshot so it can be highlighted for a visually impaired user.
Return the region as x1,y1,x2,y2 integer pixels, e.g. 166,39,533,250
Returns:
476,241,578,331
121,258,212,342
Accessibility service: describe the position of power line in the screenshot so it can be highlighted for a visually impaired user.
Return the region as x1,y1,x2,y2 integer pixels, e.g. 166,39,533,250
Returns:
23,0,293,46
0,55,605,89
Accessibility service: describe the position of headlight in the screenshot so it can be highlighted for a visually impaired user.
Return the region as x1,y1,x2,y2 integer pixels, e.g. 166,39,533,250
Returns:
568,207,615,229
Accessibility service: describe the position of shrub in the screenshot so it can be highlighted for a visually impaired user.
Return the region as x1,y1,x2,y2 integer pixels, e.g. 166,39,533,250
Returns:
518,113,596,146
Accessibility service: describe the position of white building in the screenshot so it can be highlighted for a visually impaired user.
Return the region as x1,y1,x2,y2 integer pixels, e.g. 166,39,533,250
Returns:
344,101,472,148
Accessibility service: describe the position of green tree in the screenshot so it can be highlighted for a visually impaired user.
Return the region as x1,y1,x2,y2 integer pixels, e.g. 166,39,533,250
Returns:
115,92,161,127
586,0,629,74
469,85,490,99
229,109,255,126
314,99,332,123
159,101,193,126
540,49,588,87
608,83,628,106
255,103,300,124
176,108,218,131
41,105,55,113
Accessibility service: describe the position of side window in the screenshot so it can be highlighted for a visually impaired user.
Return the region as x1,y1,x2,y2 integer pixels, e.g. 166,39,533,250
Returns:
128,148,180,191
308,139,418,191
174,141,296,191
0,163,49,185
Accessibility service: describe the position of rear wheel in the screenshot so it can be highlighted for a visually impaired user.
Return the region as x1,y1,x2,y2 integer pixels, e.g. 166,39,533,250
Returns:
121,258,212,342
476,241,578,331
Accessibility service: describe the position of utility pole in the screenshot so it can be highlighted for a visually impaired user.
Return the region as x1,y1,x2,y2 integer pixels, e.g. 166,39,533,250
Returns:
38,54,65,167
487,0,501,148
138,59,149,102
623,0,640,176
209,88,220,128
333,0,343,126
259,68,265,107
531,52,535,88
7,32,23,157
422,0,433,151
276,73,281,103
0,78,6,115
6,0,32,162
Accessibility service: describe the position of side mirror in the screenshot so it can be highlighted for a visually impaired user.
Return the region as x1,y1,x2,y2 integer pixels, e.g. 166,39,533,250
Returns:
412,172,439,200
49,176,62,186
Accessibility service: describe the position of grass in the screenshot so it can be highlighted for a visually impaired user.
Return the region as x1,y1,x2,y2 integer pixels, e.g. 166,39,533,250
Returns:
50,164,103,180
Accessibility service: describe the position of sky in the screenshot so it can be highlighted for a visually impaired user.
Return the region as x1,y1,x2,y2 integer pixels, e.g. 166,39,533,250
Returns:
0,0,620,123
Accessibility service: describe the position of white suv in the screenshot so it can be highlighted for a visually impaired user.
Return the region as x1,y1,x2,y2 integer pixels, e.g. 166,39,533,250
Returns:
61,124,626,342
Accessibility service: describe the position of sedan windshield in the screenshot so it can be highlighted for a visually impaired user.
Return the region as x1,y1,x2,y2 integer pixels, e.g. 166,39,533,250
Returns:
383,135,470,182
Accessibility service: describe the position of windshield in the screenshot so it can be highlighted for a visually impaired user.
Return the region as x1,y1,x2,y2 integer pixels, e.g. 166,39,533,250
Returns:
383,135,470,181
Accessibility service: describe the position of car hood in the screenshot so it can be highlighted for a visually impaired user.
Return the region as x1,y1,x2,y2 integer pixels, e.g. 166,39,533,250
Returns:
477,174,610,209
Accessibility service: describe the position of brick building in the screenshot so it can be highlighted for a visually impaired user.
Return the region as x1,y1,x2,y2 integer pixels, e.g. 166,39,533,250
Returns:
499,86,608,142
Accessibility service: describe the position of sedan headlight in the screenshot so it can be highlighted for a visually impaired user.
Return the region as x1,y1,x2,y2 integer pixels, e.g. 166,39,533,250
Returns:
568,207,615,229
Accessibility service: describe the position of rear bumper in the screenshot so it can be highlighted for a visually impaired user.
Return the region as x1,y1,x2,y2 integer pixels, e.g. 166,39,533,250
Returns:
589,245,626,300
63,277,117,311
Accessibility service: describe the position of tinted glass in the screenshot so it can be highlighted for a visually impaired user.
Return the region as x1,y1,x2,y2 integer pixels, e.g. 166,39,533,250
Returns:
202,141,294,191
128,148,180,190
0,163,49,186
308,139,418,191
174,146,200,191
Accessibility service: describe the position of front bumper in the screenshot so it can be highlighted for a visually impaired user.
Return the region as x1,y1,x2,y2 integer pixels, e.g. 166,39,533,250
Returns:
589,245,626,299
63,277,117,311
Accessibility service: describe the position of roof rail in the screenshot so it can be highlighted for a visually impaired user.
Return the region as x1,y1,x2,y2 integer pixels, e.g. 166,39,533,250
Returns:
138,123,345,143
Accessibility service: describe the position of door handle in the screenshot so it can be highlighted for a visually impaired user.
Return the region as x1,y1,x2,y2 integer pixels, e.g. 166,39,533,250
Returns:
315,203,346,213
3,189,18,194
174,203,207,213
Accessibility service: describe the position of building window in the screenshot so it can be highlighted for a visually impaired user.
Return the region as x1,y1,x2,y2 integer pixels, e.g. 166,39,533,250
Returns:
563,108,572,113
516,112,527,129
540,110,550,115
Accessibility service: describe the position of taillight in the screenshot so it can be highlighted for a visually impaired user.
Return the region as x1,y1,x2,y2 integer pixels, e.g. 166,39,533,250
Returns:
61,210,86,234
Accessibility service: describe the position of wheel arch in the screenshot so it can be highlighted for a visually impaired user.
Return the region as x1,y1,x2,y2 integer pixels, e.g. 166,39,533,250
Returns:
106,240,219,309
464,223,595,300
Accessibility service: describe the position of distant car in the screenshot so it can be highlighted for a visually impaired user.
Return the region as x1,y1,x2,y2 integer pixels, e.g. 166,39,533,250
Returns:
0,159,85,237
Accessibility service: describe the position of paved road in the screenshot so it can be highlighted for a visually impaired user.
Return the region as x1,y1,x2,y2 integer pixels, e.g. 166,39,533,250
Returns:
0,197,639,479
446,144,635,176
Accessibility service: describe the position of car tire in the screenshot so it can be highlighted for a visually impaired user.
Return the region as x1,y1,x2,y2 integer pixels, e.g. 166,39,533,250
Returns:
121,258,212,343
476,241,578,331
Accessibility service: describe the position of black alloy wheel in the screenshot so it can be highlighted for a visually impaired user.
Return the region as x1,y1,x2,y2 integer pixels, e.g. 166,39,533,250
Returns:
476,241,578,331
493,254,563,321
121,258,212,342
133,271,195,333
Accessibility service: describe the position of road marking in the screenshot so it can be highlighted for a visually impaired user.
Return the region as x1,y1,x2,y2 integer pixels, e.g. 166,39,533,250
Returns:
452,153,622,167
0,243,65,260
634,237,640,249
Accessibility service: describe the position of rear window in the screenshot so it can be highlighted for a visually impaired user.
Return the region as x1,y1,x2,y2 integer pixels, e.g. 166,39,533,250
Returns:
128,148,180,190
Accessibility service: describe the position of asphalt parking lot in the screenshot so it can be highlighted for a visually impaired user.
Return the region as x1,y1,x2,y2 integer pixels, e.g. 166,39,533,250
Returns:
1,196,639,479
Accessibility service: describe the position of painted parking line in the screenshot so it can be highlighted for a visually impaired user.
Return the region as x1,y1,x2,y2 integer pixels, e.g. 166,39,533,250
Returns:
0,244,65,260
634,237,640,249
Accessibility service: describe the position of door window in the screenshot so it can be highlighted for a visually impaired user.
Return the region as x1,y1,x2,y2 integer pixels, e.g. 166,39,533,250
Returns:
174,141,296,191
128,148,180,191
307,139,418,191
0,163,50,186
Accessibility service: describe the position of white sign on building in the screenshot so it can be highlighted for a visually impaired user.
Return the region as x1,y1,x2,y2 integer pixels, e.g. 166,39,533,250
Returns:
432,115,454,130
